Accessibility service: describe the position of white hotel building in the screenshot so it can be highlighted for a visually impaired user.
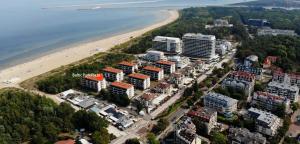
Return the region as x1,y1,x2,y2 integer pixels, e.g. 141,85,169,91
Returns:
182,33,216,60
152,36,182,54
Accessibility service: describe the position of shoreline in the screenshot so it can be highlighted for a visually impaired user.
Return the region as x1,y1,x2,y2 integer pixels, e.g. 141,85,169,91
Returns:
0,9,179,89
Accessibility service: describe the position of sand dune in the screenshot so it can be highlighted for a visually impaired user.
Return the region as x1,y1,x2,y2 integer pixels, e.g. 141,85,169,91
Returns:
0,10,179,89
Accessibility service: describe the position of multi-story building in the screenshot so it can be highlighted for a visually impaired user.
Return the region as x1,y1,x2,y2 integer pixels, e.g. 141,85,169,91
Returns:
228,128,267,144
155,60,176,74
169,72,185,87
140,93,157,113
118,61,138,74
175,116,202,144
213,19,233,27
152,36,182,54
203,92,238,117
236,65,263,80
266,81,299,102
247,19,270,27
272,70,300,88
247,107,282,136
144,50,166,62
103,67,124,82
128,73,150,90
153,82,172,95
81,74,107,92
257,27,297,36
182,33,216,59
142,66,164,81
216,40,232,55
222,71,255,99
187,107,217,134
168,56,190,69
252,91,290,113
110,82,134,98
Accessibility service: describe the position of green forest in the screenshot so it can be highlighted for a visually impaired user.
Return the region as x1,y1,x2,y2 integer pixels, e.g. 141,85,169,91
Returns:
0,88,110,144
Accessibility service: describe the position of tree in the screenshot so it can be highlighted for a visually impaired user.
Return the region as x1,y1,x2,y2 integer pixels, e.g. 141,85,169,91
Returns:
91,129,110,144
211,132,227,144
125,138,140,144
291,103,299,112
151,118,169,135
72,110,108,132
147,133,159,144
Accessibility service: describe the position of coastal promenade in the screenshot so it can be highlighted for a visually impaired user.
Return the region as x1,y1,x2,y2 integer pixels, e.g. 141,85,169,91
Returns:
0,10,179,89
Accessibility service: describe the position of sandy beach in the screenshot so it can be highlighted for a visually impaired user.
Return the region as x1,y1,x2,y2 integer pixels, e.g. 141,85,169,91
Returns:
0,10,179,89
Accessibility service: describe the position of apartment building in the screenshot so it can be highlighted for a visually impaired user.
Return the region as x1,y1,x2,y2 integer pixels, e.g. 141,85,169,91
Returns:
244,55,259,67
222,71,256,99
203,92,238,117
144,50,166,62
168,56,190,69
187,107,217,134
142,66,164,81
81,74,107,92
152,36,182,54
258,27,297,36
252,91,290,113
236,65,263,80
110,82,134,98
155,60,176,74
266,81,299,102
247,107,282,136
228,128,267,144
118,61,138,74
175,116,202,144
182,33,216,59
128,73,150,90
272,70,300,88
103,67,124,82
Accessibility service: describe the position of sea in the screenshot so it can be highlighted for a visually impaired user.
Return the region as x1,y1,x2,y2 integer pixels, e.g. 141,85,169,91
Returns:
0,0,254,69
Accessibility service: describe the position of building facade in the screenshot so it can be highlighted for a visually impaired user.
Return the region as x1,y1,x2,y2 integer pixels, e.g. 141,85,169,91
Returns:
175,116,202,144
203,92,238,117
110,82,134,98
81,74,107,92
144,50,166,62
236,65,263,80
266,81,299,102
155,60,176,74
152,36,182,54
118,61,138,74
167,56,190,69
247,107,282,136
182,33,216,59
128,73,150,90
228,128,267,144
272,70,300,88
142,66,164,81
103,67,124,82
187,107,217,134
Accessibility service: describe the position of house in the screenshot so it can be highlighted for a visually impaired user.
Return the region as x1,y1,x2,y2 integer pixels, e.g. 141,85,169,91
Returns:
110,82,134,98
128,73,151,90
175,116,202,144
155,60,176,74
103,67,124,82
187,107,217,134
153,82,172,95
228,128,267,144
118,61,138,74
222,71,255,100
247,107,282,136
81,74,107,92
203,92,238,117
142,66,164,81
252,91,290,113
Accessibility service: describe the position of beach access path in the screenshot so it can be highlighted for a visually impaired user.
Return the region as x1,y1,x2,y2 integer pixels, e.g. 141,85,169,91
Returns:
0,10,179,89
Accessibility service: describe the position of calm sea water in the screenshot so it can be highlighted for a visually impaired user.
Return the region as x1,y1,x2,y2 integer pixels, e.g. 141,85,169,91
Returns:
0,0,253,69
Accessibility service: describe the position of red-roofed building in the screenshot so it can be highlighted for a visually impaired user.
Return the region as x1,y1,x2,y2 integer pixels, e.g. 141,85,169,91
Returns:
110,82,134,98
81,74,107,92
228,71,256,82
142,66,164,81
118,61,138,74
55,139,75,144
263,56,278,68
187,107,217,134
103,67,124,82
128,73,150,90
155,60,176,74
252,91,290,113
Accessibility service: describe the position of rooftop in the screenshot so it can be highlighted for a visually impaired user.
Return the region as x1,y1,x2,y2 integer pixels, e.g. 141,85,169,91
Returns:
248,107,281,128
183,33,216,40
128,73,150,80
204,92,238,106
156,82,171,89
118,61,137,67
111,82,133,89
141,93,157,101
254,91,286,101
153,36,181,43
143,66,162,72
85,74,104,81
229,71,256,81
156,60,175,66
268,81,299,91
187,107,216,122
229,128,266,144
103,67,123,73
